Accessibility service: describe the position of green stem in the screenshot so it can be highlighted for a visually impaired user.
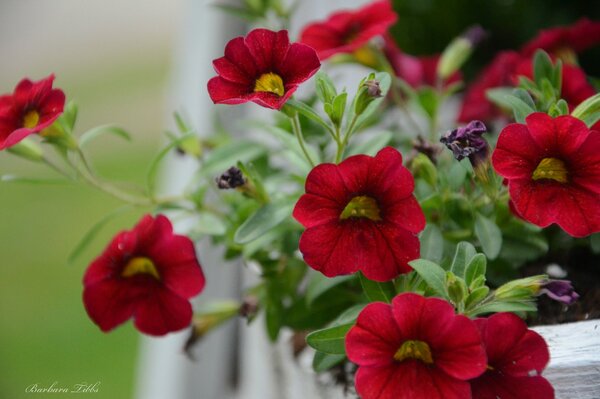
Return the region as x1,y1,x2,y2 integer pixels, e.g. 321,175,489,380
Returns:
290,114,315,167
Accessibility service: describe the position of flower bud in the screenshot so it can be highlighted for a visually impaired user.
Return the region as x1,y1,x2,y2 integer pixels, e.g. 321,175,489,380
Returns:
539,279,579,305
437,25,487,81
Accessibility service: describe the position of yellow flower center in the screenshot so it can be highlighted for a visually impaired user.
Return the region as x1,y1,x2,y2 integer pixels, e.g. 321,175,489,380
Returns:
353,46,379,68
340,196,382,221
22,110,40,129
532,157,568,183
254,72,285,97
121,257,160,280
393,340,434,364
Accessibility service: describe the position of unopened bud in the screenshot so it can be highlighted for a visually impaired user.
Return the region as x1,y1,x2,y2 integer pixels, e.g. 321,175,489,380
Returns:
6,138,44,162
364,80,382,98
437,25,487,80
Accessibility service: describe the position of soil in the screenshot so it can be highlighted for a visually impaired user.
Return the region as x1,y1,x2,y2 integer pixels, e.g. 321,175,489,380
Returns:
523,246,600,326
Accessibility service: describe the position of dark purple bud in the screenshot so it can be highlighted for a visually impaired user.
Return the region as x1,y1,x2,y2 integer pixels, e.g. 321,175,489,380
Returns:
216,166,246,189
440,120,488,164
539,279,580,305
364,80,382,98
463,25,487,47
239,295,259,321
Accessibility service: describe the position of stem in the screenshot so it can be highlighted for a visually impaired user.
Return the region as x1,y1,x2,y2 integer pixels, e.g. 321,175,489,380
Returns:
42,156,73,179
336,114,359,163
290,114,315,167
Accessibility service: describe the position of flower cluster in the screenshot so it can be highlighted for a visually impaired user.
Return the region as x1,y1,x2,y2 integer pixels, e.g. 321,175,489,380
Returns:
346,294,553,399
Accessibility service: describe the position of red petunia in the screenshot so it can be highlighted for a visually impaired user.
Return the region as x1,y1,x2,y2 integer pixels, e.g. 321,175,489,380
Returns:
492,113,600,237
458,51,522,122
470,312,554,399
83,214,206,336
299,0,397,61
0,74,65,150
293,147,425,282
521,18,600,58
346,293,487,399
384,35,462,88
207,29,320,110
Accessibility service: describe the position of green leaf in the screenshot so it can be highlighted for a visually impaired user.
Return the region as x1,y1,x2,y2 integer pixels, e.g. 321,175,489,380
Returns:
315,71,337,104
68,205,134,265
417,87,439,120
464,286,490,310
306,323,353,354
359,272,395,303
450,241,477,278
330,92,348,125
408,259,448,299
353,72,392,131
284,99,334,133
79,125,131,147
233,201,293,244
572,93,600,128
512,88,536,110
469,300,537,316
146,132,196,196
190,213,227,236
446,161,468,190
412,153,438,187
486,88,536,123
313,351,346,372
420,224,444,263
199,139,266,177
474,213,502,260
464,253,487,287
62,101,79,132
331,304,366,326
1,175,70,185
533,50,554,87
345,131,393,157
265,299,283,342
306,273,355,306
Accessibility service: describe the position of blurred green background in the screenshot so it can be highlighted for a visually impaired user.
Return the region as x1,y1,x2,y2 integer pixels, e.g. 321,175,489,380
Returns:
0,1,182,398
0,0,598,398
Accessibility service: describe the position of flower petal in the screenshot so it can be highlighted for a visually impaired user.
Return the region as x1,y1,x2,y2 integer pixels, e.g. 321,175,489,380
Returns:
492,123,542,179
133,287,193,336
293,193,341,228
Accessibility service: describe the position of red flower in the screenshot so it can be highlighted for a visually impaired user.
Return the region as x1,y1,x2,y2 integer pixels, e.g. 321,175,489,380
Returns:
521,18,600,58
384,35,462,88
0,74,65,150
83,214,206,336
207,29,320,110
492,113,600,237
293,147,425,282
346,293,487,399
470,313,554,399
299,0,397,61
458,51,522,122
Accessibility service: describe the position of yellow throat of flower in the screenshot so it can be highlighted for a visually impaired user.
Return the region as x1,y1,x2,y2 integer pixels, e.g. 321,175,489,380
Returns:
254,72,284,97
532,157,568,183
121,257,160,280
340,196,382,221
393,340,434,364
22,110,40,129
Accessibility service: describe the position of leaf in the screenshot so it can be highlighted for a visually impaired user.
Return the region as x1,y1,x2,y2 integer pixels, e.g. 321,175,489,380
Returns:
469,300,537,316
474,213,502,260
533,50,554,87
419,224,444,263
306,323,353,354
1,175,70,185
284,99,333,133
265,299,283,342
408,259,448,299
417,87,439,120
330,92,347,125
464,286,490,310
313,351,346,372
591,233,600,254
199,139,266,177
572,93,600,128
345,131,393,157
450,241,477,278
190,213,227,236
446,161,468,190
233,201,293,244
331,304,366,326
306,273,355,306
146,132,196,195
359,273,395,303
464,253,487,287
486,88,536,123
68,205,134,265
79,125,131,147
315,71,337,104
